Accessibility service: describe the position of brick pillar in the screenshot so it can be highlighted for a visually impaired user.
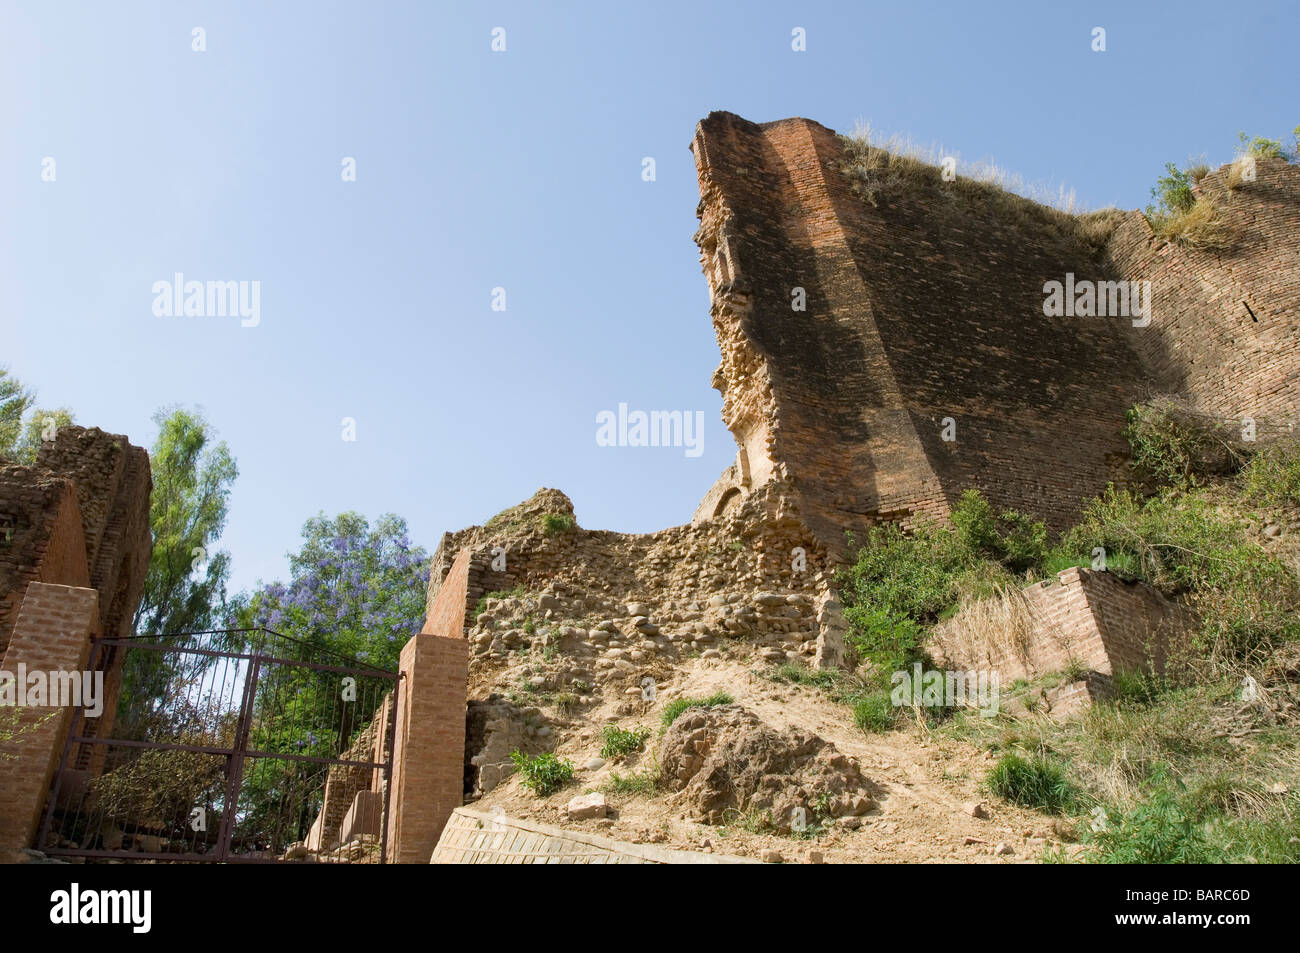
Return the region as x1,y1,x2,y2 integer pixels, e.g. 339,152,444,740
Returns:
386,633,469,863
0,582,100,854
385,547,472,863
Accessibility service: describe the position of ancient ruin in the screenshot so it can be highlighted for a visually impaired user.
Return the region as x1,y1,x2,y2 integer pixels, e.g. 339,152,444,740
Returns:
0,427,152,853
4,112,1299,865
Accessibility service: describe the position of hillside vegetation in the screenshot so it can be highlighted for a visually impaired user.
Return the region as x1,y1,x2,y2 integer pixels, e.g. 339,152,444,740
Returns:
831,398,1300,862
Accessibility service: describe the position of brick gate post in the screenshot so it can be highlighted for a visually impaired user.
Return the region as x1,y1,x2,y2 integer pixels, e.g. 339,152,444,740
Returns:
386,548,472,863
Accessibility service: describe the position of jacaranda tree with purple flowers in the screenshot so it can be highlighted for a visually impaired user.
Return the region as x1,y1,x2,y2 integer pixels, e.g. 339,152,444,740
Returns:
230,511,430,672
225,512,430,849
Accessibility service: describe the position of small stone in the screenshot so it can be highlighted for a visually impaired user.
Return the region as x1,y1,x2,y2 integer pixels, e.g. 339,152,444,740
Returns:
565,792,608,821
627,603,651,617
761,849,784,863
994,842,1014,856
583,757,606,771
804,849,824,864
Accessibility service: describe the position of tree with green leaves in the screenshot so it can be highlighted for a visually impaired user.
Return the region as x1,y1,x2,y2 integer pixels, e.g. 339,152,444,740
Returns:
223,513,429,847
133,406,239,636
0,366,73,464
0,367,34,458
117,407,239,739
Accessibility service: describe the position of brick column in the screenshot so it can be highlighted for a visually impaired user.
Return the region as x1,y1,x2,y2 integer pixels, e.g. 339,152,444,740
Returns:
386,633,469,863
385,547,472,863
0,582,99,854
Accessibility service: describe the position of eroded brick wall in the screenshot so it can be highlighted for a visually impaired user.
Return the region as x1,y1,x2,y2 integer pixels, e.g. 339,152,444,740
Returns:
1107,158,1300,421
0,473,88,657
690,113,1300,543
928,567,1195,685
0,426,152,825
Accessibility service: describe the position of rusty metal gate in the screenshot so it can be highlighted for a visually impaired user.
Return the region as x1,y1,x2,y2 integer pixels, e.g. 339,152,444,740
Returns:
38,627,401,863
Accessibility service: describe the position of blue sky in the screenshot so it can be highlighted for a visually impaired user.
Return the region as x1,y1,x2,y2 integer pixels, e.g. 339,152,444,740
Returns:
3,0,1296,594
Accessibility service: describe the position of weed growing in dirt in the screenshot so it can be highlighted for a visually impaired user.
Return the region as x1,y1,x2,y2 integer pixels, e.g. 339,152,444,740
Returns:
510,750,574,796
600,724,650,760
661,691,734,728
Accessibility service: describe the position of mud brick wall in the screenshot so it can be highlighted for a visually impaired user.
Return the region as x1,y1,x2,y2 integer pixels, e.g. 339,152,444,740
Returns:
0,583,100,854
1106,157,1300,421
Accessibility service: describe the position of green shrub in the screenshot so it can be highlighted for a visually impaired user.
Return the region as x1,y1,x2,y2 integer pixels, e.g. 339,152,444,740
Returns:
1062,485,1300,670
1123,399,1245,489
1110,668,1167,705
602,766,660,796
853,692,897,733
771,661,840,690
948,489,1046,570
1239,441,1300,508
540,513,576,535
509,750,574,796
1084,778,1211,863
842,606,927,678
600,724,650,760
660,692,734,727
839,520,972,624
985,753,1078,814
1237,131,1285,160
1145,162,1196,223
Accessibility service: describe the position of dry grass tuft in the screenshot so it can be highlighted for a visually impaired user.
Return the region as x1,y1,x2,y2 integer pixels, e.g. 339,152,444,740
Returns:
1152,198,1233,250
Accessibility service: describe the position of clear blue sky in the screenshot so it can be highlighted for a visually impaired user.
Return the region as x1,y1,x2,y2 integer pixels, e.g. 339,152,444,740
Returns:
3,0,1296,594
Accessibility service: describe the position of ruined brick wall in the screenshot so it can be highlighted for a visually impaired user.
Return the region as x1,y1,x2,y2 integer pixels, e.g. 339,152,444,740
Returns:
1106,157,1300,422
426,486,847,680
928,567,1196,685
690,113,1300,544
0,472,88,657
0,426,152,788
35,427,152,648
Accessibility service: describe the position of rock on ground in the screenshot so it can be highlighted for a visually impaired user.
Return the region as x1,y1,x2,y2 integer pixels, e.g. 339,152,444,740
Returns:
657,704,878,832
